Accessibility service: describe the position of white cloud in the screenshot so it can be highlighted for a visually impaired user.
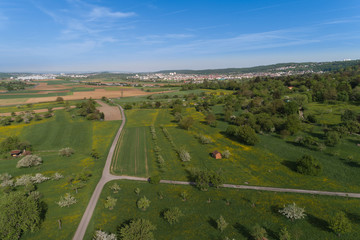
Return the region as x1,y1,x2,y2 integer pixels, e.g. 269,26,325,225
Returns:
89,7,135,20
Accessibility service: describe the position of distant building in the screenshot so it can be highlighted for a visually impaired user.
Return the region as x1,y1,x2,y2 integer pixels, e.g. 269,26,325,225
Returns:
212,150,222,159
10,150,22,157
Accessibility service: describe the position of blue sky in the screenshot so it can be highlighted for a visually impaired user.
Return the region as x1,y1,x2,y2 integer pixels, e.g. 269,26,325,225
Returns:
0,0,360,72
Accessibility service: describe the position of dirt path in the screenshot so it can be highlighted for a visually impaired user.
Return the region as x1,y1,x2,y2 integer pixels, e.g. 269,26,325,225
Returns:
95,100,122,121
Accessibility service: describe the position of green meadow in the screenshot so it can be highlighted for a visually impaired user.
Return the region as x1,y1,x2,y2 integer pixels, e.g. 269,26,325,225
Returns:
85,180,360,240
0,109,120,239
112,101,360,193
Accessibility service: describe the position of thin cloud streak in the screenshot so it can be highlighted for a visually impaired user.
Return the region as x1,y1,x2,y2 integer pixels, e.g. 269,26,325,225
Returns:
140,29,320,56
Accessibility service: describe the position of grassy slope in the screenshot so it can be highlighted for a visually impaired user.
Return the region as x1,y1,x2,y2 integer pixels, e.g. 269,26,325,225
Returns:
0,109,120,239
85,180,360,240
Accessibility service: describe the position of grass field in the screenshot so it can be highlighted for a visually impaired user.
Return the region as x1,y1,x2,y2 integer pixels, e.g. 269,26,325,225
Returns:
85,180,360,240
111,102,360,193
111,127,152,176
0,109,120,239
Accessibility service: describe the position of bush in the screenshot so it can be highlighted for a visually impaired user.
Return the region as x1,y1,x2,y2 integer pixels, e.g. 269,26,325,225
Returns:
197,134,213,144
179,116,194,130
226,125,259,145
222,150,231,159
325,131,341,146
163,207,184,224
296,155,322,176
16,155,42,168
59,147,75,157
118,219,156,240
93,230,117,240
177,148,191,162
56,193,77,207
124,104,133,110
137,196,151,211
149,175,161,184
279,202,306,221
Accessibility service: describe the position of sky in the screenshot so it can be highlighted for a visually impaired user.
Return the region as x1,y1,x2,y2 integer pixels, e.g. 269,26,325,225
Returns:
0,0,360,72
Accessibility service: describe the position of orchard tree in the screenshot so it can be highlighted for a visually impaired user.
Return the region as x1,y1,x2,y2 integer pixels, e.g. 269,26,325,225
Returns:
251,224,267,240
179,116,194,130
279,227,291,240
93,230,117,240
279,202,306,221
110,183,121,193
56,193,77,208
118,218,156,240
163,207,184,224
216,215,228,232
137,196,151,211
329,212,352,236
16,155,42,168
296,155,322,176
105,196,117,210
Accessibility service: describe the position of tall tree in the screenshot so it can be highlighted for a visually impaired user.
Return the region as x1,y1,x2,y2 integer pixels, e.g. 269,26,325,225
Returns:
0,192,41,240
118,219,156,240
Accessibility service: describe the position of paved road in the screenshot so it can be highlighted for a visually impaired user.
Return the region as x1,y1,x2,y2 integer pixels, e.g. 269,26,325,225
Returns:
73,105,360,240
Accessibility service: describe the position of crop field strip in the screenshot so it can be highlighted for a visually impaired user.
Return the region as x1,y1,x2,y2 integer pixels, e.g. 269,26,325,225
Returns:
112,126,150,177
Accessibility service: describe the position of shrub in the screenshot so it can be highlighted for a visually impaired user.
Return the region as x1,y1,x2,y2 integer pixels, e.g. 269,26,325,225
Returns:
296,155,322,176
118,219,156,240
251,224,267,240
52,172,64,180
163,207,184,224
110,183,121,193
216,215,228,232
124,104,133,110
93,230,117,240
329,211,352,236
222,150,231,159
59,147,75,157
179,116,194,130
56,193,77,207
325,131,341,146
137,196,151,211
279,202,306,221
197,134,213,144
31,173,50,184
149,175,161,184
104,196,117,210
177,148,191,162
16,155,42,168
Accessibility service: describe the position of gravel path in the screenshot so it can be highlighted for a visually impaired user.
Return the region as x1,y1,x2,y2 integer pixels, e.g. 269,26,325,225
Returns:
73,105,360,240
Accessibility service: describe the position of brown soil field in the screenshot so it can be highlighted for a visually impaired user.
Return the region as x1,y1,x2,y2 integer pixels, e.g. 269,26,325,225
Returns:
22,88,160,105
95,100,122,121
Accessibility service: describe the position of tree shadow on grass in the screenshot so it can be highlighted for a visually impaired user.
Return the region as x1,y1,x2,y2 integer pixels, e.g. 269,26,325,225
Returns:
270,205,282,215
208,217,217,230
234,223,251,239
343,161,360,168
307,214,330,232
281,160,297,172
345,211,360,225
264,227,277,240
39,201,48,221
